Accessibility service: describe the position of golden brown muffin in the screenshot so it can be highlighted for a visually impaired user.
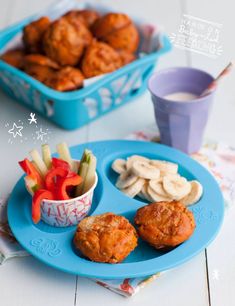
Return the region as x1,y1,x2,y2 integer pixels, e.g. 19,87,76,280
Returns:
92,13,139,53
134,201,196,249
63,9,100,29
92,13,130,39
24,64,53,84
47,66,84,91
23,54,60,69
43,18,92,66
23,54,59,84
73,213,138,263
23,17,51,53
0,49,25,68
81,40,122,78
118,50,136,66
61,16,93,48
105,23,139,53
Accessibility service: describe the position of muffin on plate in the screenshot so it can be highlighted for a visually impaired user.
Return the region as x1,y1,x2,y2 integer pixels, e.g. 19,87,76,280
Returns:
73,212,138,263
47,66,84,91
1,49,25,68
23,54,59,84
63,9,100,29
80,40,122,78
134,201,196,249
23,17,51,53
43,18,92,66
92,13,139,53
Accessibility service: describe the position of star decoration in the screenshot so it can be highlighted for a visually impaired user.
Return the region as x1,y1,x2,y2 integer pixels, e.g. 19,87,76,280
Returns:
36,127,47,141
8,123,23,138
28,113,37,124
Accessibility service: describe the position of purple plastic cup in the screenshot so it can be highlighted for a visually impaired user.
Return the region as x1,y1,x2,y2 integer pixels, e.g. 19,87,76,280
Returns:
148,67,216,154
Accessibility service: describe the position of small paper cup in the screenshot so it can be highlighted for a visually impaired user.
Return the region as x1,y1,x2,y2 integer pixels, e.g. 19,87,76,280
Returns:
40,172,98,227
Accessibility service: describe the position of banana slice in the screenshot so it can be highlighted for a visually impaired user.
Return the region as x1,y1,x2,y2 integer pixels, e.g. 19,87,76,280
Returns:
150,160,178,175
126,155,150,170
132,161,160,180
147,185,172,202
138,181,152,202
160,173,181,182
116,170,138,189
163,175,191,200
181,180,203,206
149,179,171,198
121,178,145,198
112,159,126,174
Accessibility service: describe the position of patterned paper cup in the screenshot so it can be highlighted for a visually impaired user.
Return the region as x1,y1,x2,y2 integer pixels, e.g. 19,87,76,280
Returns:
40,173,98,227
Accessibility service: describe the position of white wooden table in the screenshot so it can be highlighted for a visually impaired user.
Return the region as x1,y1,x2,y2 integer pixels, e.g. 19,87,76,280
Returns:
0,1,235,305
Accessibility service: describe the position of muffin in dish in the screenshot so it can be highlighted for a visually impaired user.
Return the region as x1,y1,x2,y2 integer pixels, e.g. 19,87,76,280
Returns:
92,13,129,37
118,50,136,66
92,13,139,53
23,17,51,53
0,49,25,68
134,201,196,249
47,66,84,91
63,9,100,29
81,40,122,78
73,212,138,263
23,54,59,84
43,18,92,66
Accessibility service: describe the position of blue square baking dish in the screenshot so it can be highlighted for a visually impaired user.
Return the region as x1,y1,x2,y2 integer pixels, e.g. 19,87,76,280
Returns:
0,1,172,130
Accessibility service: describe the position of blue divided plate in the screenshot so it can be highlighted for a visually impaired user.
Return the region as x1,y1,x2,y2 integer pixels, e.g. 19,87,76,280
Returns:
8,140,224,279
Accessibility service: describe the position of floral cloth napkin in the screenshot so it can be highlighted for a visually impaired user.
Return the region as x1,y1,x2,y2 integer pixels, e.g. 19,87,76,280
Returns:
1,126,235,297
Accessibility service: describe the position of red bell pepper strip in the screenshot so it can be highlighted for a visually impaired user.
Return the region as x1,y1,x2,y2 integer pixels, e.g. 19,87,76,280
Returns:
51,158,70,170
19,158,44,188
57,173,83,200
45,167,69,191
32,189,54,224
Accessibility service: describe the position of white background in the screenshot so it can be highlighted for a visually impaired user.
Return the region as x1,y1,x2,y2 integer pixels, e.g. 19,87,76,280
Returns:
0,0,235,305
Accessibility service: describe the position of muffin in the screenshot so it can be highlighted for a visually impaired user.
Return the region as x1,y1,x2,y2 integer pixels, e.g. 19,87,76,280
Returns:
23,54,59,84
23,17,51,53
134,201,196,249
118,50,136,66
43,18,92,66
92,13,139,53
81,40,122,78
63,9,100,29
73,212,138,263
23,54,60,69
0,49,25,68
92,13,130,39
47,66,84,91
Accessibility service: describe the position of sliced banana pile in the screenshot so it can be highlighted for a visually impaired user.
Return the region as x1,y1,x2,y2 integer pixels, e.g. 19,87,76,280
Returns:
112,155,203,206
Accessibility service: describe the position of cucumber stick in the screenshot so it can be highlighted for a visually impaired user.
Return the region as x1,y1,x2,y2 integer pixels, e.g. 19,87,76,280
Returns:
31,161,42,175
42,144,52,168
76,162,89,196
24,176,38,195
81,149,91,163
57,142,76,172
76,149,96,196
30,149,48,177
83,155,97,193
